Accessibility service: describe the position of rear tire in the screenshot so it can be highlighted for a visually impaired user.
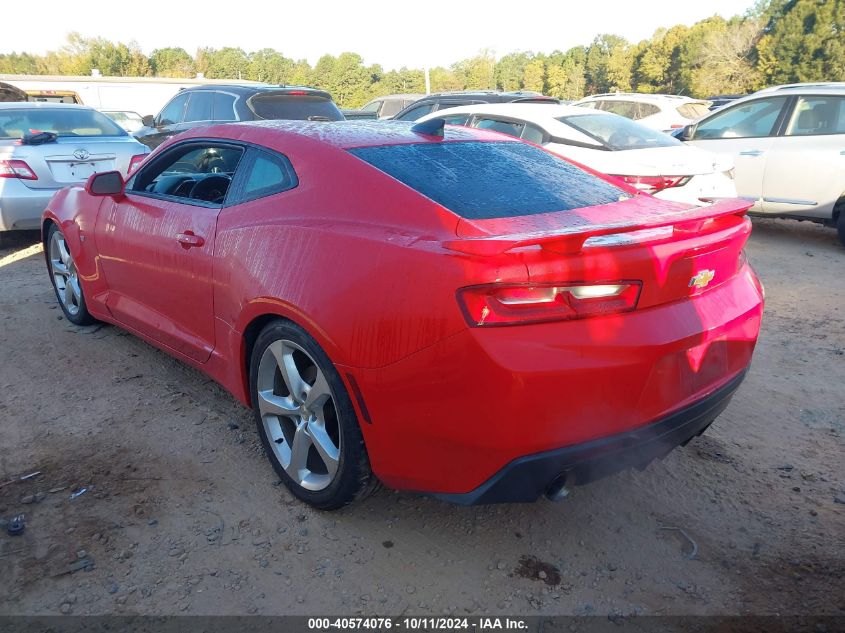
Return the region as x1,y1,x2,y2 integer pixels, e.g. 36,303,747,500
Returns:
46,224,97,326
249,319,376,510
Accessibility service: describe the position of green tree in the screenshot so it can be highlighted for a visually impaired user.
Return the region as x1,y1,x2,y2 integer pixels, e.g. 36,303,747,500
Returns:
522,57,546,92
494,52,531,91
247,49,294,84
150,47,195,78
585,34,632,93
453,50,496,90
757,0,845,84
196,47,249,79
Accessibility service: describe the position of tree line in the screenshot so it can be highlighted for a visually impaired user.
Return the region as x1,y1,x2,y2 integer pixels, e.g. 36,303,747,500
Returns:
0,0,841,108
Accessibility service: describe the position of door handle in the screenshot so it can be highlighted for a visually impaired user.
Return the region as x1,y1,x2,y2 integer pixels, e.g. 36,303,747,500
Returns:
739,150,764,157
176,231,205,248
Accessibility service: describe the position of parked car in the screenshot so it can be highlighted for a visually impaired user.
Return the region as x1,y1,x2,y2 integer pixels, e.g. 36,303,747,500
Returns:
391,90,558,121
676,84,845,246
417,103,736,206
706,94,746,111
101,110,145,134
0,82,27,103
42,119,763,509
134,85,344,149
0,103,148,233
573,93,712,132
343,93,425,120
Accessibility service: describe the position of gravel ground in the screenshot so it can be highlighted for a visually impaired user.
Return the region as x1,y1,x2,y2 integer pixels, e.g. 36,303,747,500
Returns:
0,218,843,617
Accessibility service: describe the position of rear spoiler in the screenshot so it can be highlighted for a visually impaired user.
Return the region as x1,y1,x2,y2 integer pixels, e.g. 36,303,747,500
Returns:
443,199,752,256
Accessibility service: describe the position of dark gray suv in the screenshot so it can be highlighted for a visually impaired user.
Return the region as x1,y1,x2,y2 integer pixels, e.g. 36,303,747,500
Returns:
135,85,344,149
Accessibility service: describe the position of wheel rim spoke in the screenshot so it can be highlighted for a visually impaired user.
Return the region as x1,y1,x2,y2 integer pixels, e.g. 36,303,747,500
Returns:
257,389,298,418
304,370,331,412
286,423,312,483
308,420,340,477
269,341,309,404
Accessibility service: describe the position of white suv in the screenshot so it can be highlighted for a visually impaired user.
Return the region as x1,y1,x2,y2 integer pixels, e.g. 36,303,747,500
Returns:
573,93,712,132
678,84,845,246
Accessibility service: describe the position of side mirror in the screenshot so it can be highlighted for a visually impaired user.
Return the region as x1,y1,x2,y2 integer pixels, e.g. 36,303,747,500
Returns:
678,124,695,142
141,114,155,127
85,171,125,197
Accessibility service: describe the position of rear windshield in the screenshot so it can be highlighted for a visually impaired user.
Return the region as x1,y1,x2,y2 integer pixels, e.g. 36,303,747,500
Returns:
559,114,679,151
249,94,344,121
677,103,710,119
0,107,127,139
349,141,627,220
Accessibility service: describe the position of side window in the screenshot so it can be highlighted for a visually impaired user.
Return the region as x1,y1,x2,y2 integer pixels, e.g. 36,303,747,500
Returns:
157,93,189,126
634,102,660,119
212,93,237,122
360,100,382,113
130,143,244,205
378,100,405,118
184,92,214,122
439,114,470,125
396,103,434,121
228,147,298,204
599,100,638,119
473,117,524,138
577,101,598,109
693,97,788,140
786,96,845,136
521,123,545,144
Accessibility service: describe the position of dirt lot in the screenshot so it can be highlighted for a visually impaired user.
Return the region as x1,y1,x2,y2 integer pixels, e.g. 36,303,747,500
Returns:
0,218,843,618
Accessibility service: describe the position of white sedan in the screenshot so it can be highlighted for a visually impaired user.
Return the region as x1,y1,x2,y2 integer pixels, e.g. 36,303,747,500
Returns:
417,103,736,207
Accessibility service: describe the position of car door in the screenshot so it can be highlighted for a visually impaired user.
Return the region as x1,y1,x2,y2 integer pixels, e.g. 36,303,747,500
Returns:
687,96,790,210
138,92,189,149
95,140,245,362
761,95,845,219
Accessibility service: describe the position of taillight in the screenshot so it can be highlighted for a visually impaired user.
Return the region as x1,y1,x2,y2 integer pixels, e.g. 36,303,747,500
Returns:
457,281,642,327
128,153,148,174
0,159,37,180
613,175,691,194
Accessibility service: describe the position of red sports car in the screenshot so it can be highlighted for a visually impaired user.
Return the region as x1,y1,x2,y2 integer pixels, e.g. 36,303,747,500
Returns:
42,119,764,509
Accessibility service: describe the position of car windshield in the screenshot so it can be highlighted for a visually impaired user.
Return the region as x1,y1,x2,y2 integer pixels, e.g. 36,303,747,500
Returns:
349,141,627,220
249,94,344,121
559,114,680,151
0,107,127,139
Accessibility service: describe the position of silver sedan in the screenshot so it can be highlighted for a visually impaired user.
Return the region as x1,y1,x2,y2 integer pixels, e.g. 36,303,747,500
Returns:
0,102,149,232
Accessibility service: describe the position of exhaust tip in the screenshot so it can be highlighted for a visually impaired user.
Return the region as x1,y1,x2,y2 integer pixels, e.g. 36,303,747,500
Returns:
545,475,572,502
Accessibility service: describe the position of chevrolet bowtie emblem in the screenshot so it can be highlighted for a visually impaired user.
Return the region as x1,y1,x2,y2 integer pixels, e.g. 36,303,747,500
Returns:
689,269,716,289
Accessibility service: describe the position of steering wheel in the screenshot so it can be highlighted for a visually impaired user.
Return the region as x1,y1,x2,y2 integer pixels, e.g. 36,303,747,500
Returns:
189,175,231,203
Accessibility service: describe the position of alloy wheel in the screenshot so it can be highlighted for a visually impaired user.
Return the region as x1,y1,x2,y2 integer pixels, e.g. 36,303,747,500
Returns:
256,339,341,491
49,230,81,316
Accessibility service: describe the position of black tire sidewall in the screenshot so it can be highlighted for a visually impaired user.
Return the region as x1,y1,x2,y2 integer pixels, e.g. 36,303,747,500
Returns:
249,319,370,510
46,224,96,326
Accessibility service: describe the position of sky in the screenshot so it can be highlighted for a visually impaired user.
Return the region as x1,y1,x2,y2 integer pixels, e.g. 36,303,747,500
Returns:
7,0,758,70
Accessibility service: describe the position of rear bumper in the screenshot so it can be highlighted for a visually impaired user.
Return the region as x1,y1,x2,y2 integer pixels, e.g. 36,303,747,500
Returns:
0,180,58,231
347,265,763,496
432,369,746,505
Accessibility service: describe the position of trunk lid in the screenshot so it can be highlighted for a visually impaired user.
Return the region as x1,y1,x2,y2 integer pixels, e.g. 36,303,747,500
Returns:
0,137,141,189
449,196,752,310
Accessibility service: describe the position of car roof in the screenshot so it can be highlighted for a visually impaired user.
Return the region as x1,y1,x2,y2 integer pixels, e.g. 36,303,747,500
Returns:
0,102,95,111
753,82,845,95
187,119,514,150
578,93,706,103
181,84,332,97
423,102,609,120
368,93,426,101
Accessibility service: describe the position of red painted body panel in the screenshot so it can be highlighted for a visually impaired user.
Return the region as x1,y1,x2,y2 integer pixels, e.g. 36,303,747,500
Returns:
42,121,764,496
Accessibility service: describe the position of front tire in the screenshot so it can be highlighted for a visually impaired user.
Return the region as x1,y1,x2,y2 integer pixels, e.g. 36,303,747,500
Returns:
46,224,97,326
249,320,375,510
